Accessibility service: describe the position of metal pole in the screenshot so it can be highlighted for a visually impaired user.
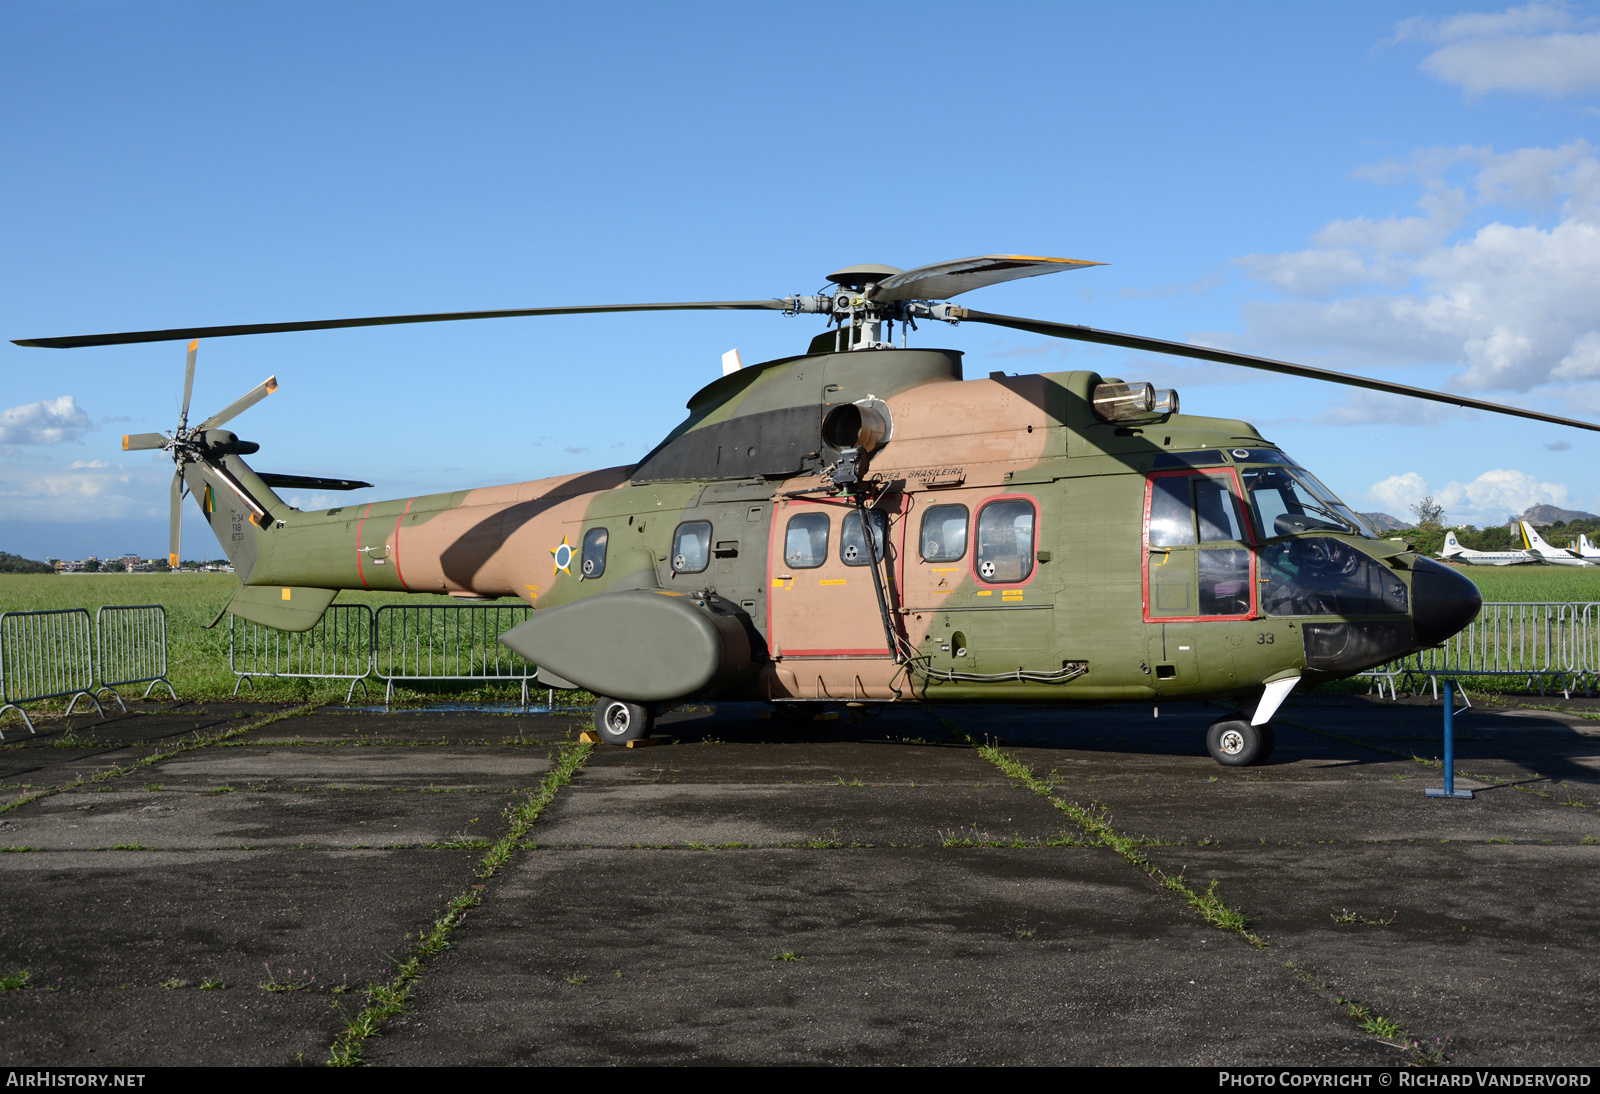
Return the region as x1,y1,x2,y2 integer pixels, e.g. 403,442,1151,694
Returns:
1427,678,1474,800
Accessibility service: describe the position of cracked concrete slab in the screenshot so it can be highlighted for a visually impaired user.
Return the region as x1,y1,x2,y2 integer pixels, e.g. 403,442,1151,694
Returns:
368,848,1390,1066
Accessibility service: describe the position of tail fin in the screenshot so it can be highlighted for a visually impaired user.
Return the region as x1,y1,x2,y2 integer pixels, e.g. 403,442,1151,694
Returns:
182,444,287,583
1521,521,1573,557
1441,531,1463,556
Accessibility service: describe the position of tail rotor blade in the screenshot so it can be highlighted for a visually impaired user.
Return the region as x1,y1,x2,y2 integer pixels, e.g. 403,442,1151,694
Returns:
122,433,168,451
169,468,183,569
197,376,278,431
180,340,198,427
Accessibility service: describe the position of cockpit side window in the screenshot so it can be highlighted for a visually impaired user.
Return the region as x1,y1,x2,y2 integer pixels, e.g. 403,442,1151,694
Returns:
1239,465,1377,539
1144,469,1254,621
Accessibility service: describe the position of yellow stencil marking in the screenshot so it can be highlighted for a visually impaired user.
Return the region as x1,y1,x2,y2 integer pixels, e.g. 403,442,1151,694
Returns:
281,588,291,601
1003,591,1024,600
523,584,539,600
819,578,847,586
976,590,993,596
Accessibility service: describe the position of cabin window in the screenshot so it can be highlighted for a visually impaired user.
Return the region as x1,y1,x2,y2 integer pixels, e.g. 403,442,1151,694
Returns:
783,512,829,570
581,527,608,578
671,520,711,574
919,504,969,562
1145,470,1254,620
975,498,1035,584
840,509,889,566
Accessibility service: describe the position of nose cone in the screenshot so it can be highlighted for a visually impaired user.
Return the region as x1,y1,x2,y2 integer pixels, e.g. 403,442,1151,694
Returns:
1410,556,1482,647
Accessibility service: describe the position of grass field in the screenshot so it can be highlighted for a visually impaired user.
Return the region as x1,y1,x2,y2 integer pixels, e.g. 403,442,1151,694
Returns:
3,561,1597,716
1444,563,1600,603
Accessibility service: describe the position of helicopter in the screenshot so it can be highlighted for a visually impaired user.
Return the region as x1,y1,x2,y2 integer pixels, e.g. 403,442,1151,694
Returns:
16,254,1600,765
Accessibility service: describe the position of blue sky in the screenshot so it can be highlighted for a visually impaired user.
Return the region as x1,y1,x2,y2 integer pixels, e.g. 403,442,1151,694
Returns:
3,0,1598,560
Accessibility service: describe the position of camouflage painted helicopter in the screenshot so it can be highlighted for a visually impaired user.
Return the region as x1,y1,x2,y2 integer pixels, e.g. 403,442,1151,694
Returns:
17,255,1600,764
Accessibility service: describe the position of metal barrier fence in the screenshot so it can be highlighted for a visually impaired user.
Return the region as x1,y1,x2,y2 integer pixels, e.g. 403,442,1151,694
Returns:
229,604,375,702
1363,602,1600,701
0,609,103,737
95,605,177,710
372,604,537,709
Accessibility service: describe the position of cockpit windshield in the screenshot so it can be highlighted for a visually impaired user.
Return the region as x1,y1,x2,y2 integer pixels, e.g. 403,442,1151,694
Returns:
1238,461,1378,540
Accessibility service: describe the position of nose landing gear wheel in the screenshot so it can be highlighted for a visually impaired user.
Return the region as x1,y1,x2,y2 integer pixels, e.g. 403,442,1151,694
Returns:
1206,718,1273,766
595,697,654,744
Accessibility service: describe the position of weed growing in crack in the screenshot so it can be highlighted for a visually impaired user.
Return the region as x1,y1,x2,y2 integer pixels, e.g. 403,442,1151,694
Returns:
160,978,188,990
770,951,804,962
259,963,317,992
957,726,1264,947
1409,1037,1451,1065
1331,909,1398,927
199,979,226,990
327,739,592,1066
564,973,588,986
0,970,30,990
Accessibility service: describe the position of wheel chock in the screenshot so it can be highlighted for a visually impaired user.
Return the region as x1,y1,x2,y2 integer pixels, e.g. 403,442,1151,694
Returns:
579,730,601,744
626,737,661,749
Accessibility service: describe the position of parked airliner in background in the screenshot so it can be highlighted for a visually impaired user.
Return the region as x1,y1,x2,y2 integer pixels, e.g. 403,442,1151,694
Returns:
1439,531,1537,567
1520,522,1598,567
1568,533,1600,562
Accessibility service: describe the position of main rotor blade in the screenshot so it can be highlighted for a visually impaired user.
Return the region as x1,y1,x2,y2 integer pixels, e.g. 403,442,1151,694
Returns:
197,376,277,431
169,468,183,570
13,300,792,349
122,433,168,451
180,340,197,426
871,256,1102,304
955,308,1600,435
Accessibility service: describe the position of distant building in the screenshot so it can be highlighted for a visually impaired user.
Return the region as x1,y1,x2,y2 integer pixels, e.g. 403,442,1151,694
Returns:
54,559,85,573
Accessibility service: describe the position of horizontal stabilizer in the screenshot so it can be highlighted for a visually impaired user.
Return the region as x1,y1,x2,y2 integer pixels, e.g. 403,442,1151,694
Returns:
214,584,338,633
257,473,374,491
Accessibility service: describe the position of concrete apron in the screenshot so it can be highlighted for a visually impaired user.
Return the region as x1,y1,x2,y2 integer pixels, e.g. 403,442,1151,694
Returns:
0,695,1594,1065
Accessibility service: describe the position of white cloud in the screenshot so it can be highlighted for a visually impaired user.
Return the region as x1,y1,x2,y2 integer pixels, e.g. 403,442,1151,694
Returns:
0,396,95,446
1368,467,1575,526
1234,141,1600,407
1554,330,1600,379
1369,471,1432,514
0,461,167,522
1391,4,1600,99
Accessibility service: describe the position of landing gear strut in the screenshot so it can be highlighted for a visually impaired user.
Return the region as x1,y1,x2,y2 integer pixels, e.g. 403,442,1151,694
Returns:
1206,717,1276,766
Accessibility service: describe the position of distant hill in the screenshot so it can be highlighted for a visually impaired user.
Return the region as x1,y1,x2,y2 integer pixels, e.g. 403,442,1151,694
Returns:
1510,504,1600,528
0,551,54,574
1360,512,1413,533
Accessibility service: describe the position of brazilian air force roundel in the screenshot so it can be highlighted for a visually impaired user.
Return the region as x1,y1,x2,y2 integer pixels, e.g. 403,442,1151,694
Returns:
550,535,574,576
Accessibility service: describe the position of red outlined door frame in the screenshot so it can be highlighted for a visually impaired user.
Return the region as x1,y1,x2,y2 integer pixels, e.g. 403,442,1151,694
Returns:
766,494,909,658
1141,467,1257,623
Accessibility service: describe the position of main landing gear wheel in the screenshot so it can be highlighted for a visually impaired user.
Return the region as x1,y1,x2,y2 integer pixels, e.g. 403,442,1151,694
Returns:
595,697,654,745
1206,718,1274,767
